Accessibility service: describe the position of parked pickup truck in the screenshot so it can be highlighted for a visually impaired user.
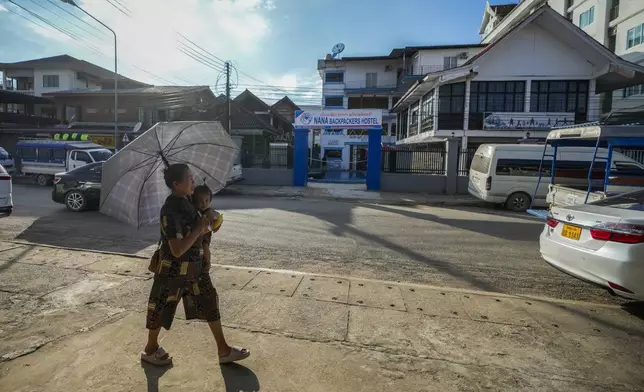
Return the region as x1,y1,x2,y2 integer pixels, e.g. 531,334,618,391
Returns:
16,140,113,186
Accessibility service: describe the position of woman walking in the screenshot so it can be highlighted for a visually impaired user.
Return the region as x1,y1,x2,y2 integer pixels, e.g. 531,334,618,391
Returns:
141,162,249,366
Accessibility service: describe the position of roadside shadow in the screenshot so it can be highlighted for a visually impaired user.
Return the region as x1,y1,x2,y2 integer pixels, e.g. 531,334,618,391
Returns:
361,203,542,242
16,209,157,254
220,363,260,392
0,244,34,273
140,361,174,392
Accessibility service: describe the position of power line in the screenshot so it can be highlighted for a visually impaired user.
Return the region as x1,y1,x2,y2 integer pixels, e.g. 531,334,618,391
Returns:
44,0,106,37
7,0,104,55
6,1,190,87
105,0,130,17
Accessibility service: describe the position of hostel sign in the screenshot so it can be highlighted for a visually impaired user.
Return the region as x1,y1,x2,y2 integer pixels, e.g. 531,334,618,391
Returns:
294,109,382,129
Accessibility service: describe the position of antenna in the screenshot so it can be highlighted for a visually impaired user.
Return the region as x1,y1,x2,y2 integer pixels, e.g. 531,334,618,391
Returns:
331,43,345,58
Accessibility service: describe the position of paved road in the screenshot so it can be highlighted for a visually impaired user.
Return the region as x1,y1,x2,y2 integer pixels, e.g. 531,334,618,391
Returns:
1,184,620,304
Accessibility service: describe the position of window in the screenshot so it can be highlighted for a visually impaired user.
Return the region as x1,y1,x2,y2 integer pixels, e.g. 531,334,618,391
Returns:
470,154,492,174
421,90,435,124
439,83,465,113
496,159,551,177
19,148,37,159
443,56,458,70
470,81,525,113
325,72,344,83
530,81,588,113
592,189,644,210
410,102,420,126
53,149,66,161
614,161,644,174
324,96,344,107
579,6,594,28
365,73,378,88
89,149,113,162
627,23,643,49
37,148,52,162
74,151,92,163
42,75,59,88
623,84,644,98
398,108,409,139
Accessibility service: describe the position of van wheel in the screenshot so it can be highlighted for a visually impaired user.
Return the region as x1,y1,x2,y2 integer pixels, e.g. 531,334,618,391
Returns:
506,192,531,212
65,191,87,212
36,174,50,187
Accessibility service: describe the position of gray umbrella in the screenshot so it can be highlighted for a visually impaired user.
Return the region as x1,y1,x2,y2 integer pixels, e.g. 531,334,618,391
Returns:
100,121,239,228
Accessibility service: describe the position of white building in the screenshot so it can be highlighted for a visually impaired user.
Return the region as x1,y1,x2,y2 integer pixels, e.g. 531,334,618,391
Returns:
0,55,143,117
480,0,644,113
393,5,644,150
316,44,485,170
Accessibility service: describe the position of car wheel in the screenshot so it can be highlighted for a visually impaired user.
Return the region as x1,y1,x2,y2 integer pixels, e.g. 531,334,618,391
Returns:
506,192,531,212
36,174,50,187
65,191,87,212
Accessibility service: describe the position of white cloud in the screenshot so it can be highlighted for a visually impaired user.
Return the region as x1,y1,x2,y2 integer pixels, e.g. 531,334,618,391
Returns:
250,70,322,106
8,0,276,85
0,4,8,12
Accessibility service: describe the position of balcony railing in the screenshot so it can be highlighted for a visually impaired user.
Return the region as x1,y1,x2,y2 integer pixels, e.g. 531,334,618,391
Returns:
344,81,398,91
0,112,59,126
404,64,458,77
2,87,35,96
470,112,579,131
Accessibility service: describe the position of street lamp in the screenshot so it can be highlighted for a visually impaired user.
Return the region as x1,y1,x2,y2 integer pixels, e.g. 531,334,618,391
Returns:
60,0,119,151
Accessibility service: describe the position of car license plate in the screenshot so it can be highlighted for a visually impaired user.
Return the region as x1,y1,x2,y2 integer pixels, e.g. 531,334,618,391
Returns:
561,224,582,241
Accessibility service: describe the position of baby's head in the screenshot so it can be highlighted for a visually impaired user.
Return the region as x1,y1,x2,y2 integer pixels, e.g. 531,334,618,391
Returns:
192,184,213,212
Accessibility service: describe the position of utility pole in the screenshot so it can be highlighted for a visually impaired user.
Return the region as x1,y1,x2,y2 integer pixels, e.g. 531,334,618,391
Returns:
225,61,231,134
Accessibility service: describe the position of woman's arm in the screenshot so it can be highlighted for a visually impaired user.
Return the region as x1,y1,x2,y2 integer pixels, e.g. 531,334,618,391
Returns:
167,229,202,258
164,214,209,258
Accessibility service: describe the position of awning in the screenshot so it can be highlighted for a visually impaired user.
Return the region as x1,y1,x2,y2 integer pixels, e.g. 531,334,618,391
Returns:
396,132,448,145
0,90,53,105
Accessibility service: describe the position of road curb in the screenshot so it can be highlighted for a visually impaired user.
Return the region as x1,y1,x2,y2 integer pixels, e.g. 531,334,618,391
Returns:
1,240,621,309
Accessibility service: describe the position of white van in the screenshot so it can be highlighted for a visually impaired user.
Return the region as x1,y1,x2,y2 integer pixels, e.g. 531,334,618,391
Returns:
0,164,12,217
468,144,644,212
0,147,15,173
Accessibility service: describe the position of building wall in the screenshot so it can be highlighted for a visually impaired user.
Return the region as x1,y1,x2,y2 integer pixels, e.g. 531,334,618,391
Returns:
381,173,446,193
474,23,596,79
413,47,484,74
343,60,402,89
51,95,141,123
33,69,77,96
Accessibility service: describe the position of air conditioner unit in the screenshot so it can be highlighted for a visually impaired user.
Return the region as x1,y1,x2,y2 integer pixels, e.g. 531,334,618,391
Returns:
384,65,392,72
458,52,468,59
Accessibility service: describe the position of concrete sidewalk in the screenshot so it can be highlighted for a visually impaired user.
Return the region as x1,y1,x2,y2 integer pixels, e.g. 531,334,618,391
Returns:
1,242,644,391
221,183,484,207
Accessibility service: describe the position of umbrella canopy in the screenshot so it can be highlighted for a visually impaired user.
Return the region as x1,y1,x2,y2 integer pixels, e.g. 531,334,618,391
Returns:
100,121,239,228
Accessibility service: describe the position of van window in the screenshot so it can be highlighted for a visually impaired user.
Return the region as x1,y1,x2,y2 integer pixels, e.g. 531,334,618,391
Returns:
496,159,551,177
470,154,492,174
614,161,644,174
37,148,52,162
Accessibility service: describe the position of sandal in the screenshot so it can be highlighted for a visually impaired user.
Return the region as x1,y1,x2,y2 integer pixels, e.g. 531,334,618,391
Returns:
219,346,250,364
141,346,173,366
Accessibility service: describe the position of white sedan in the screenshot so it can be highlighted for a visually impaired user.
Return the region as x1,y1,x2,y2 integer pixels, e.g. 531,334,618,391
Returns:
539,189,644,300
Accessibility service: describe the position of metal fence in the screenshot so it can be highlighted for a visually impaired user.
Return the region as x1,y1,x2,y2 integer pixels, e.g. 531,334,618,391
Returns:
616,149,644,165
457,147,477,176
381,147,446,174
242,145,292,169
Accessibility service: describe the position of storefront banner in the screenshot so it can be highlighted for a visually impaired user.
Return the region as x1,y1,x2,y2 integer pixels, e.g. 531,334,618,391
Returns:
294,109,382,129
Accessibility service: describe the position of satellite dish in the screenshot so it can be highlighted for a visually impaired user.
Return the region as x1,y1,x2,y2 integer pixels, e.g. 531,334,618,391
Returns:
332,43,345,58
133,122,143,133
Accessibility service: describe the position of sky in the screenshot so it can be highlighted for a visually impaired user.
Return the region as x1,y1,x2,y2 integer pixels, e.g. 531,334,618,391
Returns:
0,0,514,106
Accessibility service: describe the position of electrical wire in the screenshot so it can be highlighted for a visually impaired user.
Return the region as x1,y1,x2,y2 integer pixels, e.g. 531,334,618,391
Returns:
105,0,130,17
